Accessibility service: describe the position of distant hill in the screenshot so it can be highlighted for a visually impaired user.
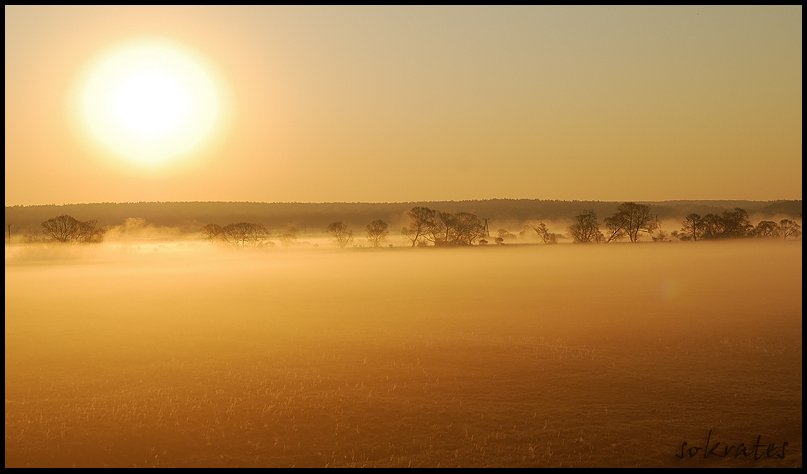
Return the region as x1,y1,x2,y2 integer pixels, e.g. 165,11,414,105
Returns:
4,199,802,236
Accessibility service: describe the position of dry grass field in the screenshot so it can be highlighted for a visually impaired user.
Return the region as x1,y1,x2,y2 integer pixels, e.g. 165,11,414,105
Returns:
5,240,802,467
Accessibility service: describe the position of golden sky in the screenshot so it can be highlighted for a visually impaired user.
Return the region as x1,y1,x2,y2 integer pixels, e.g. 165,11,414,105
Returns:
4,6,802,205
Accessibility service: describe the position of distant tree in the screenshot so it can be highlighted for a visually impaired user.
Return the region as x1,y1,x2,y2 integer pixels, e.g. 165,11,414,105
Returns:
201,223,224,241
432,211,455,246
532,222,559,244
678,213,704,241
75,219,105,243
366,219,389,248
699,208,752,240
700,213,725,240
495,236,505,245
423,211,485,247
278,228,298,248
603,202,657,243
41,215,106,243
453,212,486,246
779,219,802,240
220,222,270,248
568,209,603,243
402,207,436,247
752,220,780,238
720,208,753,238
41,214,80,243
326,221,354,248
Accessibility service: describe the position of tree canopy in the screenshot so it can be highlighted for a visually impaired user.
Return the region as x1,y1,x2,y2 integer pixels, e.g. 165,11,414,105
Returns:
41,215,105,243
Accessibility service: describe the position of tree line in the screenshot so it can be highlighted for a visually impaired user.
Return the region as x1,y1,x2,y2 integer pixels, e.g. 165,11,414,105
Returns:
567,203,802,243
21,205,802,247
672,211,801,241
6,200,800,237
401,207,561,247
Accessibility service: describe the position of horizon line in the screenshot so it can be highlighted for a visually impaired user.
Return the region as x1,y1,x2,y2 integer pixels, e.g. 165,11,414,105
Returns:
5,198,803,208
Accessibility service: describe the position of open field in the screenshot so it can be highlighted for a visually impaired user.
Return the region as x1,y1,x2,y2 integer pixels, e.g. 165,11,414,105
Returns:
5,241,802,467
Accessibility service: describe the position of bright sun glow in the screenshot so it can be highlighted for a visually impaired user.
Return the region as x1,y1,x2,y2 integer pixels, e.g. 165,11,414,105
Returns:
79,38,220,164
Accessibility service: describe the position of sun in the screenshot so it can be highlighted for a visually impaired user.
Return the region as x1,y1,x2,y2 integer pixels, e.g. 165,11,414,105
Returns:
78,37,221,165
114,71,188,137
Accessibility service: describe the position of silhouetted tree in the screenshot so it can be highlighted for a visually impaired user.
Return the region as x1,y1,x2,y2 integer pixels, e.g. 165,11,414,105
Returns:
433,211,455,246
568,209,603,243
779,219,802,240
201,223,223,241
752,220,780,238
700,213,725,240
402,207,436,247
220,222,270,248
41,215,106,243
326,221,354,248
678,213,704,241
366,219,389,248
603,202,657,242
720,208,752,238
76,220,105,243
533,222,559,244
453,212,486,246
424,211,485,246
699,208,752,240
42,215,80,242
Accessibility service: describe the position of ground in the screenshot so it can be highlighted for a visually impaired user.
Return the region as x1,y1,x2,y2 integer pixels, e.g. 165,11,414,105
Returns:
5,240,802,467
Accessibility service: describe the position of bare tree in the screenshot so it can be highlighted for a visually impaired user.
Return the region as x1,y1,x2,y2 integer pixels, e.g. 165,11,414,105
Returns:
432,211,454,246
402,208,485,247
699,208,752,240
700,213,725,240
453,212,486,246
779,219,802,240
419,211,485,247
402,207,436,247
533,222,559,244
201,223,224,241
568,209,603,243
326,221,354,248
220,222,270,248
752,220,780,238
75,220,105,243
42,215,80,242
41,215,106,243
366,219,389,248
720,208,753,238
603,202,657,242
678,213,704,241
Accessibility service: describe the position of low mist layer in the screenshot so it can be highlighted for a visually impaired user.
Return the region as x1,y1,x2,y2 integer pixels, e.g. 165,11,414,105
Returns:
5,241,802,467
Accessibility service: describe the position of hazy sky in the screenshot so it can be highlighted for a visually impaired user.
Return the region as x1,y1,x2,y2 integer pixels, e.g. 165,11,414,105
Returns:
5,6,802,205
